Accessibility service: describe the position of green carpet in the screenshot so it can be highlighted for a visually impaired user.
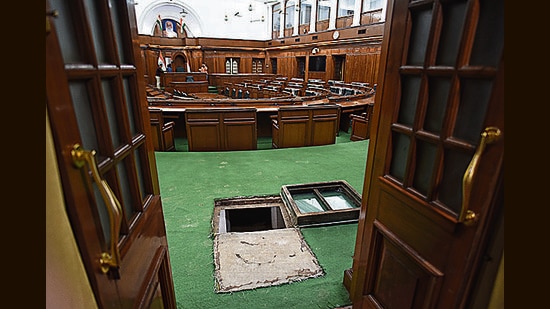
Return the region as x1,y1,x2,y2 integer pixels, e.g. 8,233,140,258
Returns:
174,131,357,152
155,131,369,309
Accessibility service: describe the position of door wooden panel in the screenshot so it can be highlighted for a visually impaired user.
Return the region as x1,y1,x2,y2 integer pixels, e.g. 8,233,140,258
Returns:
348,0,504,308
46,0,176,308
367,220,444,309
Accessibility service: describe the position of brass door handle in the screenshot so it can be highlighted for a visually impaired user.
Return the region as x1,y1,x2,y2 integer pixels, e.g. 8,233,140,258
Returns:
71,144,122,274
459,127,501,225
46,10,58,34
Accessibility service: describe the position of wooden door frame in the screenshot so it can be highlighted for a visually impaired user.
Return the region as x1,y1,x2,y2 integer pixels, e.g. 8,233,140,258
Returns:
347,0,504,306
46,0,176,307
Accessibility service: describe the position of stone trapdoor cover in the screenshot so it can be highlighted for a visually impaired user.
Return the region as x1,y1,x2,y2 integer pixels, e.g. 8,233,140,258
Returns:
213,228,324,293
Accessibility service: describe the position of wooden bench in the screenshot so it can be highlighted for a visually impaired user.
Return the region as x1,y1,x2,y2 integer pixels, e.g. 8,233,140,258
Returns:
185,108,257,151
271,104,341,149
349,103,374,141
149,108,176,151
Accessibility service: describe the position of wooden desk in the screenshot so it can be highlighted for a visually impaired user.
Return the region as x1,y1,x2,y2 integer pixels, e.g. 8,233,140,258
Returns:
163,72,209,94
272,104,341,149
168,81,209,94
185,108,257,151
149,95,375,140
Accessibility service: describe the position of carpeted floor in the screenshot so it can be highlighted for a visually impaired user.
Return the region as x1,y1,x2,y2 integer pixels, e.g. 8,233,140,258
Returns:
155,131,369,309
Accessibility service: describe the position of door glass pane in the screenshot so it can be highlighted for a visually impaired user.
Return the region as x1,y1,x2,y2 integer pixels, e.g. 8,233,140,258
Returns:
453,78,493,144
83,0,109,64
93,183,111,247
437,149,471,214
102,79,122,148
69,81,99,151
50,0,84,64
436,0,467,66
117,159,137,222
470,0,504,67
424,77,451,134
389,132,410,182
123,78,137,135
397,75,421,126
412,140,437,196
107,0,129,64
135,149,147,200
406,5,433,66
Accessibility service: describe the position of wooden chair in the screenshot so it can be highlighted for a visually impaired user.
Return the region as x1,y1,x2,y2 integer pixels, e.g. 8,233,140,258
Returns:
149,108,176,151
349,103,374,141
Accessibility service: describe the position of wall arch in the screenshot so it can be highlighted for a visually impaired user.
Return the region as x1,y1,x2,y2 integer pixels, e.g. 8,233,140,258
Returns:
137,0,203,37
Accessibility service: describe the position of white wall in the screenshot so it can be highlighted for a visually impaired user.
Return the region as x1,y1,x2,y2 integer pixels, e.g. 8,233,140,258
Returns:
46,110,98,309
134,0,273,40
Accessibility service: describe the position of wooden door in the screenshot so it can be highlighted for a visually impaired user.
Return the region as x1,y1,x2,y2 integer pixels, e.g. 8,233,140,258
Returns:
348,0,504,308
46,0,177,308
333,55,345,81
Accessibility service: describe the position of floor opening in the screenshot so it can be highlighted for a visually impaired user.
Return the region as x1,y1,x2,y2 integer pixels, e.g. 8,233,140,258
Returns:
211,181,361,234
222,206,286,232
212,195,292,235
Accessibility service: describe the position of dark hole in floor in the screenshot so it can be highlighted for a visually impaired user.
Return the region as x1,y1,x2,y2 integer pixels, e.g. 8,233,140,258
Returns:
223,206,286,232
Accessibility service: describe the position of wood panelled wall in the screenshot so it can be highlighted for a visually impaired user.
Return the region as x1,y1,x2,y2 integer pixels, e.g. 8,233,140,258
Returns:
139,22,383,87
203,49,267,75
345,46,381,85
266,44,381,86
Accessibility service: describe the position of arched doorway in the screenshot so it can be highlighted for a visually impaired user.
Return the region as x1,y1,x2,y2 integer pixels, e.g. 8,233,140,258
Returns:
172,53,189,72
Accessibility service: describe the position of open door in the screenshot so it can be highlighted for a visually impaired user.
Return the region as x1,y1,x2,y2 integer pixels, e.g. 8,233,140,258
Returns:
333,55,345,81
46,0,176,308
347,0,504,307
297,56,306,78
